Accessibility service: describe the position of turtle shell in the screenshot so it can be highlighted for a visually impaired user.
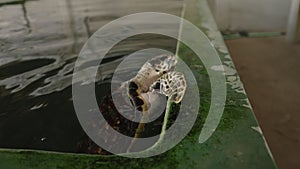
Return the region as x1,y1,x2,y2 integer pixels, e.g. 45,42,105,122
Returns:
76,85,166,154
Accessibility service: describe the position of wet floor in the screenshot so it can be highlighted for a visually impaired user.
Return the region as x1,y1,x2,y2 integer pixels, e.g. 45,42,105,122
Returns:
0,0,183,153
226,36,300,169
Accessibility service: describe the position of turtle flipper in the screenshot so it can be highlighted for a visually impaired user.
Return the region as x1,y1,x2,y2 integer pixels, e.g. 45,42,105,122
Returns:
150,71,186,103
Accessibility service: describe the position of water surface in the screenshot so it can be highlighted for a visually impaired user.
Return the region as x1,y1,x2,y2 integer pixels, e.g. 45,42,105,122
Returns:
0,0,183,153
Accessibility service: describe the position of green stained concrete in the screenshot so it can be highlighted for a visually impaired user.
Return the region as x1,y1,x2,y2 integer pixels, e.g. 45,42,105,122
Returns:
0,0,277,168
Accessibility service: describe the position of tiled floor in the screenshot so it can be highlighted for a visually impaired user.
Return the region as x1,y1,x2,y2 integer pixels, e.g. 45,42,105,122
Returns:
226,36,300,169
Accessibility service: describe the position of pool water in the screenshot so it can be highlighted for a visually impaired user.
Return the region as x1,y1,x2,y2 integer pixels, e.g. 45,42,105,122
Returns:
0,0,183,153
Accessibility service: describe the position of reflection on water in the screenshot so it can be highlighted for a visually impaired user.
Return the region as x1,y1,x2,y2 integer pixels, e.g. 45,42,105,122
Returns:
0,0,182,152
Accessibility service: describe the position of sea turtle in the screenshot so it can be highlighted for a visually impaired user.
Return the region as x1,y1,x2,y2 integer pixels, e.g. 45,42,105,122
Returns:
76,54,186,154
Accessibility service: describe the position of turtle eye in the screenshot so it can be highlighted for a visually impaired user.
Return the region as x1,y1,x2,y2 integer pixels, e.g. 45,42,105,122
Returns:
155,69,159,72
162,71,167,74
152,82,160,90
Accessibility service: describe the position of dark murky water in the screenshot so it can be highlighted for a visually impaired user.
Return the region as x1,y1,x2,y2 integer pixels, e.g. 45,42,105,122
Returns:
0,0,182,153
